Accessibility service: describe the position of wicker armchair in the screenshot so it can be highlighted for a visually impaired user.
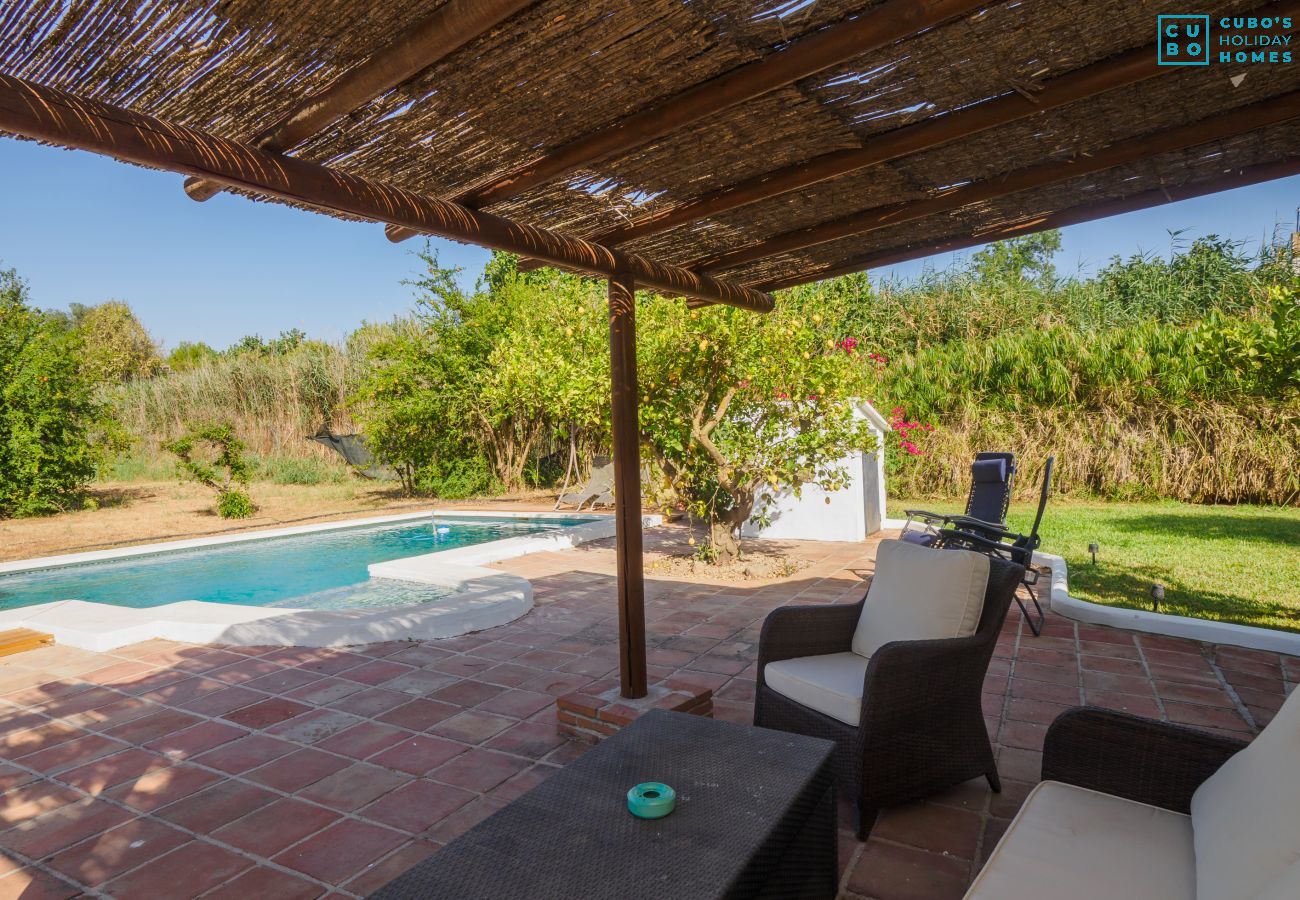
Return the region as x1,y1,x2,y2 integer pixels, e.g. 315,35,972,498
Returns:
1041,707,1247,813
753,556,1023,838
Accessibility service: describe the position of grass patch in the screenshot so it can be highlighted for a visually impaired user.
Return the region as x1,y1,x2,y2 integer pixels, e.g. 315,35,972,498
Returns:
889,498,1300,633
103,451,351,486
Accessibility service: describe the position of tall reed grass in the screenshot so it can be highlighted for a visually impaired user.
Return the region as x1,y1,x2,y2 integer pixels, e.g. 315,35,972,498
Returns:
109,344,356,471
886,402,1300,505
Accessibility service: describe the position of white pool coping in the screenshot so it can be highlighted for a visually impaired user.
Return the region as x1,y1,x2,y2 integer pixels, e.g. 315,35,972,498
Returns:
1033,550,1300,655
881,517,1300,655
0,509,660,651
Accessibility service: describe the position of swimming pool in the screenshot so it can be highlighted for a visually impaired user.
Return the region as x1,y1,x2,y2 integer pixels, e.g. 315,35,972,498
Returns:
0,515,600,613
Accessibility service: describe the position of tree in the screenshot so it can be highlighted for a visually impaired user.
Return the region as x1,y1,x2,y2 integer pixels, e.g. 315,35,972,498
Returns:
163,423,257,518
352,251,607,496
0,269,118,516
971,230,1062,287
165,341,219,372
70,300,161,382
638,292,878,561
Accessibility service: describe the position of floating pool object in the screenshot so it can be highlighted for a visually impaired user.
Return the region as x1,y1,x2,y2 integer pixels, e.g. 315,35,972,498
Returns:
627,782,676,819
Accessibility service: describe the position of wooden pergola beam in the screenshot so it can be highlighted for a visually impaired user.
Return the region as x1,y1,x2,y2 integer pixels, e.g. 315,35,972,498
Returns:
384,0,988,244
755,156,1300,292
587,0,1299,249
694,92,1300,273
0,74,772,312
184,0,535,202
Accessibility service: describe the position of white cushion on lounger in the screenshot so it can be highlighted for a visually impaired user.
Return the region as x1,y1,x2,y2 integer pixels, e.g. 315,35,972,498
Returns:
1190,685,1300,900
763,651,869,726
851,539,989,659
964,781,1195,900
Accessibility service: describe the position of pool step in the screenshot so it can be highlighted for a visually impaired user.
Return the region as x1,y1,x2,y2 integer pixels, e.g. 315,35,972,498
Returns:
0,629,55,658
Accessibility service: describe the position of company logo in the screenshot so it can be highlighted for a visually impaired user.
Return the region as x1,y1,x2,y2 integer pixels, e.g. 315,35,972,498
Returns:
1159,14,1210,65
1158,14,1293,66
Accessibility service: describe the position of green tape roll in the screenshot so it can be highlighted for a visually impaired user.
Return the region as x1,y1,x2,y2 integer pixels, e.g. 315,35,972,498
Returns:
627,782,676,819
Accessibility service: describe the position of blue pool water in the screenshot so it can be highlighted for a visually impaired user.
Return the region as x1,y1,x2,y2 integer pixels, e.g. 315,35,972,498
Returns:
0,516,597,612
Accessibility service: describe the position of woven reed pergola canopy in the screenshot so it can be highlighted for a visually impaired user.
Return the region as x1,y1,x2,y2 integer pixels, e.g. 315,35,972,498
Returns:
1,0,1297,295
3,0,1298,699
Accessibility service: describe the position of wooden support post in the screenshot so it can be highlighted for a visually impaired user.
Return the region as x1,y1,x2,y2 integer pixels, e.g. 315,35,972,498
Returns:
608,272,647,700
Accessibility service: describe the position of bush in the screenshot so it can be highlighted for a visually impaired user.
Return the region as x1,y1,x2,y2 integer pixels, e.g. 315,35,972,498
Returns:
413,454,502,499
216,489,256,519
253,455,348,486
163,422,259,518
351,251,607,496
165,341,219,372
68,301,161,382
0,269,119,517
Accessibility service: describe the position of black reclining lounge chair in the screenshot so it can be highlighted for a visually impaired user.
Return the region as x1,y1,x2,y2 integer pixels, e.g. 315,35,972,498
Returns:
938,455,1055,637
901,452,1016,547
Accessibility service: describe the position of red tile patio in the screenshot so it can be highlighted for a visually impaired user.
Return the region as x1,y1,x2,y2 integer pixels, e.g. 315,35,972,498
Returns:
0,528,1293,899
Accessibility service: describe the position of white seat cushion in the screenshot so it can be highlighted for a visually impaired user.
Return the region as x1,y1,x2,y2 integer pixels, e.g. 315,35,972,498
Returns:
763,651,869,726
851,539,989,659
1190,686,1300,900
965,781,1195,900
1256,857,1300,900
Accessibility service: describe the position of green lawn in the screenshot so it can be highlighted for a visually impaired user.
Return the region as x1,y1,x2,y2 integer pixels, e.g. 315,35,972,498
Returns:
888,498,1300,633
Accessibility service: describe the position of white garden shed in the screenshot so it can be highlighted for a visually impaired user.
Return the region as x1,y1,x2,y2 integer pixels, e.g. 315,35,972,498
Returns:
742,399,891,543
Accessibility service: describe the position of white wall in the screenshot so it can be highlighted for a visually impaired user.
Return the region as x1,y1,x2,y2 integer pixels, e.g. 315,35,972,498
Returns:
741,400,890,543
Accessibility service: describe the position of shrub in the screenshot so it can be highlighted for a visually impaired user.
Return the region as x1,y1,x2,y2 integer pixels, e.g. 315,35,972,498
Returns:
69,301,161,382
351,251,607,496
163,422,258,518
216,489,256,519
254,455,348,486
0,268,119,517
165,341,219,372
638,291,879,560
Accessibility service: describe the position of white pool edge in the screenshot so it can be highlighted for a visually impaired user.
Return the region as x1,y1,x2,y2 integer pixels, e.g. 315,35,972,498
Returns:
0,510,660,651
1033,550,1300,655
880,517,1300,655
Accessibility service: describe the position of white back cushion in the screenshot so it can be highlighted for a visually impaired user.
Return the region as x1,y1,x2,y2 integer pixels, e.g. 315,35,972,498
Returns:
1190,686,1300,900
851,539,989,659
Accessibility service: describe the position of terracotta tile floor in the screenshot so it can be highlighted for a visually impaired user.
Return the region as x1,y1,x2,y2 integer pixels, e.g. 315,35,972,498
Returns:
0,529,1294,899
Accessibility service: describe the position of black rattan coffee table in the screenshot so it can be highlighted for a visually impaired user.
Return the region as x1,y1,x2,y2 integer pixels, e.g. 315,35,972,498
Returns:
368,709,838,900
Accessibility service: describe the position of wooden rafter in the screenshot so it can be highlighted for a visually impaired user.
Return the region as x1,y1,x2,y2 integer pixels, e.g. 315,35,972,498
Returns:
383,0,989,243
587,0,1299,249
184,0,535,202
755,156,1300,292
588,46,1159,247
0,73,771,312
692,92,1300,273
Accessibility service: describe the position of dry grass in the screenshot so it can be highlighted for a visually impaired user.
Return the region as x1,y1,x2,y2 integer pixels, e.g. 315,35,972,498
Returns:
109,346,356,462
0,481,560,562
889,401,1300,506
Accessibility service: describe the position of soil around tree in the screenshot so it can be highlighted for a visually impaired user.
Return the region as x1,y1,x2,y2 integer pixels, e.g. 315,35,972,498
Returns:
646,547,809,582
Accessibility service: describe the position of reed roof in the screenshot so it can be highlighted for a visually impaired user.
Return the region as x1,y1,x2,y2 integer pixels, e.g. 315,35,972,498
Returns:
1,0,1296,290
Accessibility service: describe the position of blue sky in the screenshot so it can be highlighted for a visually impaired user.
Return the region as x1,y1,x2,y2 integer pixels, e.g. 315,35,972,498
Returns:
1,137,1297,349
